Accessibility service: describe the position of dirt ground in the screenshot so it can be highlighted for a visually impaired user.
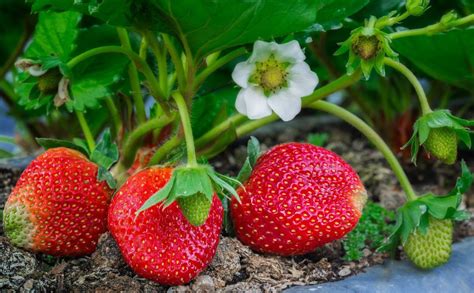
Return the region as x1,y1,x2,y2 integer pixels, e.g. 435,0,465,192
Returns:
1,120,473,292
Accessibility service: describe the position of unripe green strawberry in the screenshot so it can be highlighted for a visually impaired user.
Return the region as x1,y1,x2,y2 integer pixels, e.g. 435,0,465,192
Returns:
177,194,212,226
403,217,453,269
424,127,457,165
37,69,62,94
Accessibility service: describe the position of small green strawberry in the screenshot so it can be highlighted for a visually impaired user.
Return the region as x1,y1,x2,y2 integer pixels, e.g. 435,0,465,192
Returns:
37,68,62,94
403,109,473,165
379,161,472,270
424,127,457,164
403,217,453,269
178,193,212,226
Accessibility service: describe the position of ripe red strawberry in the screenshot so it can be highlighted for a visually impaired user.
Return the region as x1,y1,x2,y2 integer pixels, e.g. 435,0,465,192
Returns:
231,143,367,256
3,147,113,256
108,167,223,285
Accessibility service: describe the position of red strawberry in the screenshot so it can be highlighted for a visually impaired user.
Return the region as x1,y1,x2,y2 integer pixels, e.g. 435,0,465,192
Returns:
3,147,113,256
108,167,223,285
231,143,367,256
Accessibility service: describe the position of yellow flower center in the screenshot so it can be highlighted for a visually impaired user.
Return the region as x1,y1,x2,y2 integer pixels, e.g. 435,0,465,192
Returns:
250,55,288,95
261,67,284,90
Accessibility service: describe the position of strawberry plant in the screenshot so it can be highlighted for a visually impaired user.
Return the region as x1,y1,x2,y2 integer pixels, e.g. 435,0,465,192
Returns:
0,0,473,287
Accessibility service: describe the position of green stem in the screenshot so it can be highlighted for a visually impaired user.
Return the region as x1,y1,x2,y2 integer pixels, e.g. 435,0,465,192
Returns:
75,111,95,151
195,114,247,149
172,92,198,167
384,58,432,115
145,31,169,96
67,46,166,100
148,135,183,166
390,14,474,39
163,34,186,92
121,114,175,168
117,28,147,124
105,97,121,138
309,100,417,201
193,47,247,91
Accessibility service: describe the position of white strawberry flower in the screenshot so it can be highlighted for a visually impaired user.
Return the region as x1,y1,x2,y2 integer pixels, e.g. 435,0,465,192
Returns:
232,40,318,121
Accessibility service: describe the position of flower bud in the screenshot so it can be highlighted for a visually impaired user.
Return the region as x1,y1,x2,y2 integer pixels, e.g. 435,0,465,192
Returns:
440,10,458,27
406,0,430,16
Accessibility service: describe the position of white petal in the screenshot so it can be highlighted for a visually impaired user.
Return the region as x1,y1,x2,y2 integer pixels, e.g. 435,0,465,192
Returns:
249,40,278,63
267,91,302,122
287,62,319,97
232,62,255,88
28,65,47,77
235,87,272,120
274,40,306,63
235,89,248,116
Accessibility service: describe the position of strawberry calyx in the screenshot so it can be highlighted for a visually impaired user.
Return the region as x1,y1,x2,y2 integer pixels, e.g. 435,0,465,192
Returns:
334,16,398,79
36,129,119,188
379,160,472,254
136,164,240,226
403,109,474,165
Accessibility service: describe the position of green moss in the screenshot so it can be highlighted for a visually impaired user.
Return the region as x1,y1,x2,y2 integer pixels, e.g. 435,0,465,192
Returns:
342,202,395,261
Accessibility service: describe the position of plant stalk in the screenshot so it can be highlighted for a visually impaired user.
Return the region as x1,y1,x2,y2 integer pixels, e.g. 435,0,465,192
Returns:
309,100,417,201
390,14,474,39
172,92,198,167
117,28,147,124
75,111,95,151
384,58,432,115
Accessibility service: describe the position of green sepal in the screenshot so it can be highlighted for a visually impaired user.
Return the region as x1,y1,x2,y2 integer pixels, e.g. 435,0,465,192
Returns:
378,161,472,252
334,21,398,79
135,164,241,225
235,136,262,185
403,109,473,164
90,129,119,189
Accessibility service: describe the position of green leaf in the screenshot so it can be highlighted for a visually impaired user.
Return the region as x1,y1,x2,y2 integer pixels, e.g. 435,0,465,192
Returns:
36,137,90,156
393,28,474,90
25,11,81,61
31,0,130,26
32,0,318,57
315,0,370,30
192,87,238,139
90,129,119,170
66,25,129,112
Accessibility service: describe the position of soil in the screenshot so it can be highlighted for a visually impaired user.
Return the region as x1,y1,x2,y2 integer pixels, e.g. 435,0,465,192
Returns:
1,119,473,292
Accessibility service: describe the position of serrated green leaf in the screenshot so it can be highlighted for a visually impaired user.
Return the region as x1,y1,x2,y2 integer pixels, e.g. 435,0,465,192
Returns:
90,129,119,170
32,0,318,57
25,11,81,60
36,137,90,156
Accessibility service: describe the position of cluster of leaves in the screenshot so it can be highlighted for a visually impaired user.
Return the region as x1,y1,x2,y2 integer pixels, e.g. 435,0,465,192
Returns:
342,202,395,261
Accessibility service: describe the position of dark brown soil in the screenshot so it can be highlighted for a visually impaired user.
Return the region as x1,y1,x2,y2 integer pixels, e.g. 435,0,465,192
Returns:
1,119,473,292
